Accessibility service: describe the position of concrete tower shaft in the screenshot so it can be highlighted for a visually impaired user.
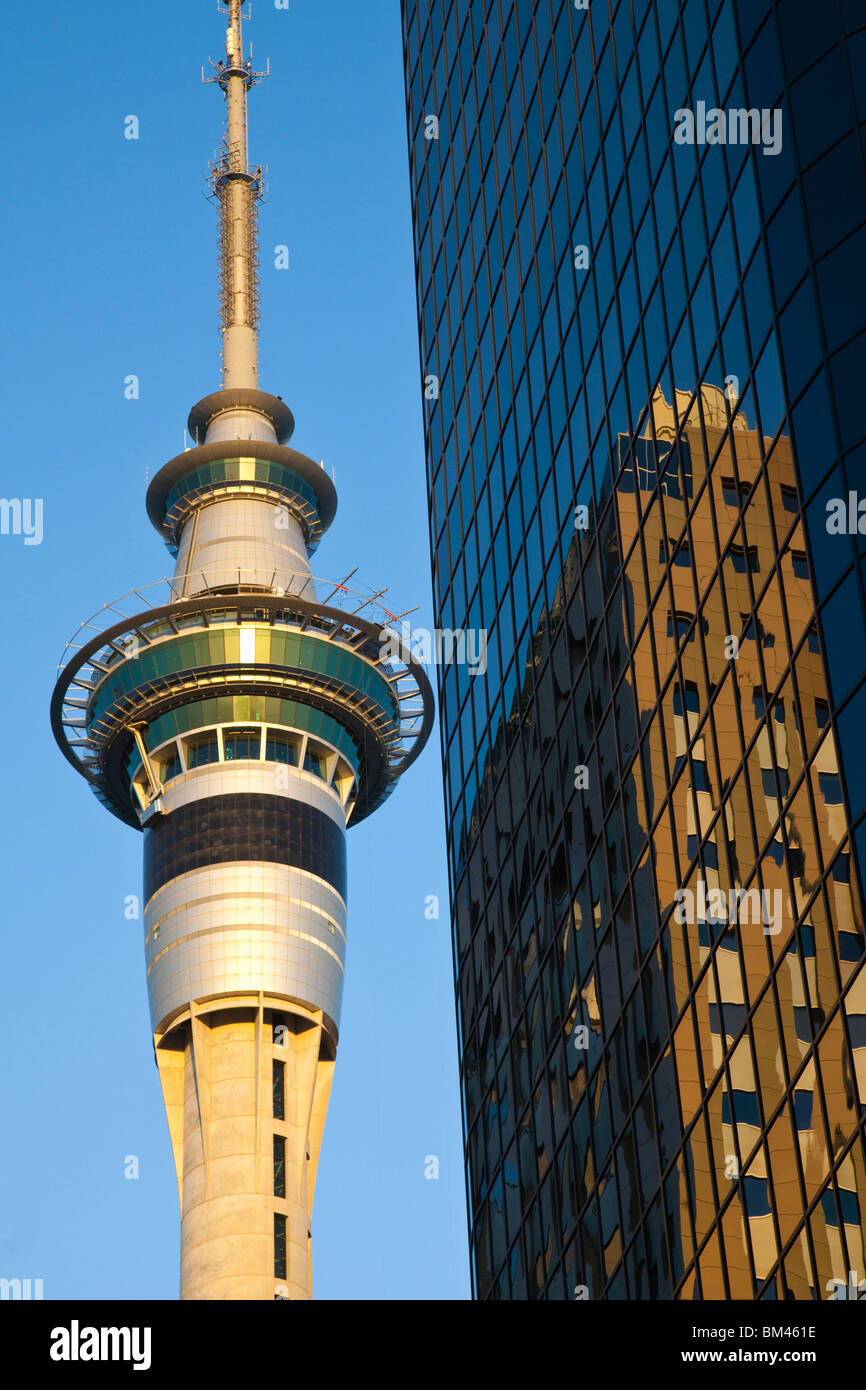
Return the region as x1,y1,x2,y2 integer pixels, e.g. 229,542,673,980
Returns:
172,494,314,599
155,999,335,1300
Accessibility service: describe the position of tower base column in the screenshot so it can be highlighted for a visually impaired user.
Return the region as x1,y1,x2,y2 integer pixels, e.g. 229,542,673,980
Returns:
154,995,335,1301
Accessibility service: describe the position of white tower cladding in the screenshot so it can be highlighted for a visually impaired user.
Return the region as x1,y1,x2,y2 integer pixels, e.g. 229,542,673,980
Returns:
51,0,432,1300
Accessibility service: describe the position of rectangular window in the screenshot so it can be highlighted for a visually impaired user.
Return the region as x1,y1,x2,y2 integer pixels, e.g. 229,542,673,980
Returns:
743,1176,772,1217
265,733,298,765
791,550,809,580
820,1192,840,1228
839,1190,860,1226
762,766,789,798
273,1059,285,1121
709,1001,747,1038
304,749,326,779
721,1090,761,1127
839,932,864,962
730,543,759,573
674,680,700,718
832,853,850,883
187,734,219,768
158,747,183,782
660,535,691,566
807,624,820,653
815,698,829,728
781,484,799,513
687,835,718,869
274,1214,287,1280
722,477,752,508
672,539,691,567
757,692,787,724
667,611,694,642
273,1135,286,1199
818,772,843,805
223,728,262,761
692,761,711,793
789,925,816,958
741,614,770,644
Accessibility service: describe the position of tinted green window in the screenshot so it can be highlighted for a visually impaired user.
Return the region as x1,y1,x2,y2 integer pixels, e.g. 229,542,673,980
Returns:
265,734,298,765
136,695,359,774
165,459,318,517
98,628,390,765
223,729,261,761
304,749,326,779
160,749,183,782
188,735,219,768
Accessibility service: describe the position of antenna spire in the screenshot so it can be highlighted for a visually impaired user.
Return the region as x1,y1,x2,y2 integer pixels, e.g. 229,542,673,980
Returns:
206,1,268,389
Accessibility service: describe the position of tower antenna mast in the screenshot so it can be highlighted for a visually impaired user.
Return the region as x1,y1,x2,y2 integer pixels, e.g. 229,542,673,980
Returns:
205,0,268,389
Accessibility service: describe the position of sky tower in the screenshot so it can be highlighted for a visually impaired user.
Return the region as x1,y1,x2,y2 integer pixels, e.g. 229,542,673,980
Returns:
51,0,432,1300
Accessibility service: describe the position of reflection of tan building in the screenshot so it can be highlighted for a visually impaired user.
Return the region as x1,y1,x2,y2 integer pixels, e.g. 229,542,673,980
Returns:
455,381,866,1300
609,383,866,1297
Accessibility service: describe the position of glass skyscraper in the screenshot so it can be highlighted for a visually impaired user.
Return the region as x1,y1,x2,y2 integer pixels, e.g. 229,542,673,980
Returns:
401,0,866,1298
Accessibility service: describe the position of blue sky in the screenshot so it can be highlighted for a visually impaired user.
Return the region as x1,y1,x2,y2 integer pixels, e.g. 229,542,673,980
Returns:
0,0,468,1300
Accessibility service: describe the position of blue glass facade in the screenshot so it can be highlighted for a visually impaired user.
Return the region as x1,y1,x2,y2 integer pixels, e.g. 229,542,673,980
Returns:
402,0,866,1298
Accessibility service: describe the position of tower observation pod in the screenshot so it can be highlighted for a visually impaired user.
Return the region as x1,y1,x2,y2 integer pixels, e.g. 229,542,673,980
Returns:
51,0,432,1301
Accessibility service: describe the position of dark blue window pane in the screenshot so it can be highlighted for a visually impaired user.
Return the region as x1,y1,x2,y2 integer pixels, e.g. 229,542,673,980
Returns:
742,1177,772,1218
819,772,843,805
793,1091,814,1129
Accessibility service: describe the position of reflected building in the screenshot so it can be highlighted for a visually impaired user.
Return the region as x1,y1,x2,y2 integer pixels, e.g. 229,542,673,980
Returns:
401,1,866,1297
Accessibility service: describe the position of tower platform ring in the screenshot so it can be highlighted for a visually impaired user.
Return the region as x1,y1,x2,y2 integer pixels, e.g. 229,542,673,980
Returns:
51,586,434,828
146,438,337,543
102,676,389,827
187,389,295,444
96,667,396,828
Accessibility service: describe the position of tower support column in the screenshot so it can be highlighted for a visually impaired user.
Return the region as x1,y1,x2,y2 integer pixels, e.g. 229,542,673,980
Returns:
155,996,335,1301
